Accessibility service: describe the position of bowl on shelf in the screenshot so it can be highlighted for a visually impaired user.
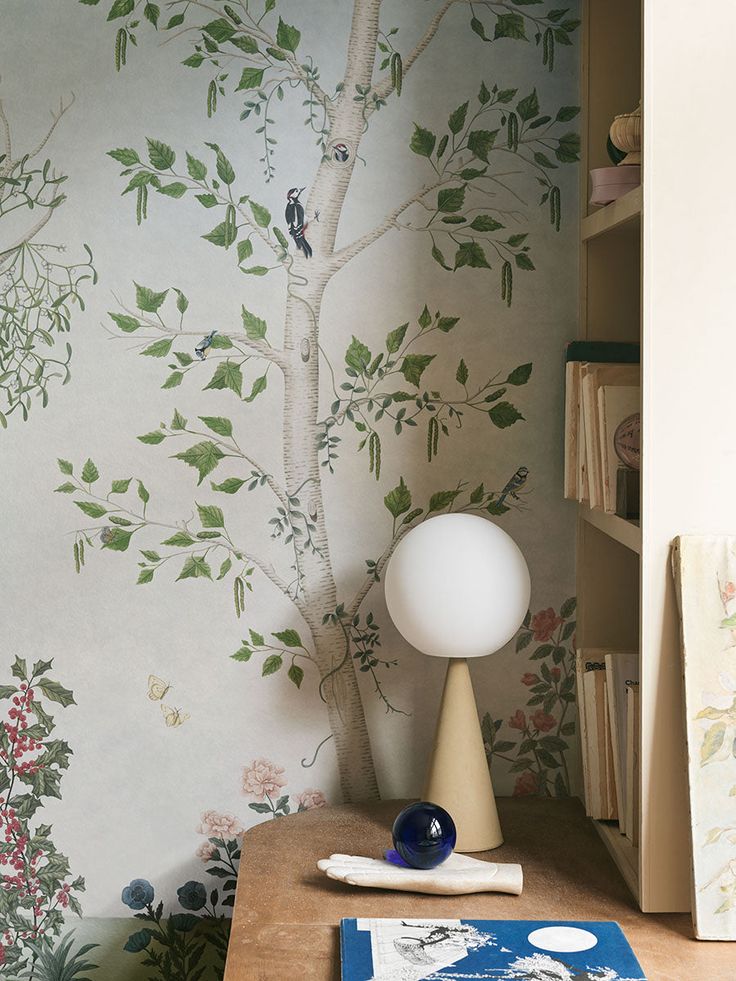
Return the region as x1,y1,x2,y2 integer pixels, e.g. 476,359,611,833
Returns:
589,165,641,206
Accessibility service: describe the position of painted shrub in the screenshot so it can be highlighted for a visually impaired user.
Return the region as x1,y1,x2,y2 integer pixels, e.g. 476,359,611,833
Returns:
0,0,580,973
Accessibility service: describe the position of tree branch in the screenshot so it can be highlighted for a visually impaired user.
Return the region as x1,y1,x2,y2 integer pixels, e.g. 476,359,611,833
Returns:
0,207,54,259
27,94,75,161
347,521,413,619
0,100,11,171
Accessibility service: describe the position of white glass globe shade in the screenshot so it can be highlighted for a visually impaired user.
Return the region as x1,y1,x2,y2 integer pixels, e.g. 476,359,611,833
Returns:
384,513,531,658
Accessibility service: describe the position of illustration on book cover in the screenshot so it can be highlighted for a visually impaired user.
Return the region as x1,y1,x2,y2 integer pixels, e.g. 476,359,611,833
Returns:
340,919,647,981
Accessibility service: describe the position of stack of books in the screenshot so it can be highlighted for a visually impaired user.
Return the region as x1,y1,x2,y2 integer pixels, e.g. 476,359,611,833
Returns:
576,648,640,843
564,341,640,511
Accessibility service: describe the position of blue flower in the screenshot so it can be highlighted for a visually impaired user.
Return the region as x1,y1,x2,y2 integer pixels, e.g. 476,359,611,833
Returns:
177,880,207,911
121,878,155,910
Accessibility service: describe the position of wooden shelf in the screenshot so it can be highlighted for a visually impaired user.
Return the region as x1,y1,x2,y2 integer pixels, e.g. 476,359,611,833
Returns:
581,186,642,242
593,819,640,903
580,504,641,553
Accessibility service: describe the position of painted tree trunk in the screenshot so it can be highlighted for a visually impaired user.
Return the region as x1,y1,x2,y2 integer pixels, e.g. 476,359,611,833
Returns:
278,0,384,801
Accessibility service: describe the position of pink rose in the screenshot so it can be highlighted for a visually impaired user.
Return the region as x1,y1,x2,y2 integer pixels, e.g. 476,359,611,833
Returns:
723,582,736,603
513,771,538,797
530,709,556,733
196,809,244,838
242,759,286,801
550,666,561,682
531,608,562,642
508,709,526,731
296,789,327,811
195,841,217,863
521,673,539,687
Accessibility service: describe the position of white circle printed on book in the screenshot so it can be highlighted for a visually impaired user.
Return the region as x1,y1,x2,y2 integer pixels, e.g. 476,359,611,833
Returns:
527,926,598,952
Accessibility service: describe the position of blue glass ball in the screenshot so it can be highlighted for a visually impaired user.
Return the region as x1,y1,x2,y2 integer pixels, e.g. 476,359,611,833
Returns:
391,801,456,870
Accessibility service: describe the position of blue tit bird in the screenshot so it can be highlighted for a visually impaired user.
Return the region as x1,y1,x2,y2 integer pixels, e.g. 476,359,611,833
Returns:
194,330,217,360
496,465,529,506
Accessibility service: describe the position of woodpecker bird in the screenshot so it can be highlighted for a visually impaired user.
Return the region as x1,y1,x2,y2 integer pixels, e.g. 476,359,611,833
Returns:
194,330,217,360
285,187,312,258
497,465,529,506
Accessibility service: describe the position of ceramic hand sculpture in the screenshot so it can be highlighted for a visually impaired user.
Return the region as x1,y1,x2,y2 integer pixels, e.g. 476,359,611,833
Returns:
385,514,531,852
317,852,523,896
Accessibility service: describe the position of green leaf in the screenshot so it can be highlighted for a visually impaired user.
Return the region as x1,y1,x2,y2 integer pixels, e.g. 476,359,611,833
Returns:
171,409,187,430
556,105,580,122
177,556,213,580
276,17,300,52
202,221,237,248
560,597,577,619
384,477,411,519
437,186,466,213
211,477,246,494
455,242,490,269
245,374,268,402
410,124,436,157
217,557,232,580
58,459,74,475
386,323,408,354
203,17,235,41
470,215,503,232
137,480,150,505
231,34,259,54
241,265,270,276
555,131,580,163
345,336,371,373
701,722,726,763
109,312,141,333
237,239,254,263
141,338,173,357
534,151,557,169
232,647,252,662
516,89,540,122
456,359,469,385
199,415,233,438
497,87,518,104
489,402,524,428
204,361,243,397
495,12,527,39
250,201,271,227
418,306,432,329
272,629,302,648
74,501,107,518
196,193,218,208
185,153,207,181
197,503,225,528
135,283,168,312
101,528,133,551
210,144,236,184
241,307,267,340
81,458,99,484
107,0,134,19
162,531,195,547
431,243,451,270
506,363,532,385
429,489,461,513
288,664,304,689
109,147,140,166
55,482,77,494
400,354,434,386
158,181,187,197
448,101,469,135
0,684,18,698
163,371,183,389
478,81,491,105
146,137,176,170
273,227,289,251
138,430,165,444
437,316,459,332
262,654,283,676
173,441,225,484
182,53,204,68
515,252,535,271
507,233,528,246
137,568,154,584
236,67,265,90
467,129,497,162
11,656,28,681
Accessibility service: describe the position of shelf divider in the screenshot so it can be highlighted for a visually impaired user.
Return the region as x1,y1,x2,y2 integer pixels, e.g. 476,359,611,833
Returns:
581,185,642,242
579,504,641,554
593,819,640,903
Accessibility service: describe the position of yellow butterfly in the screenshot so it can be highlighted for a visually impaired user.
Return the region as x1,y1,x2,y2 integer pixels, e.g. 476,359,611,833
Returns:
161,704,190,728
147,675,171,701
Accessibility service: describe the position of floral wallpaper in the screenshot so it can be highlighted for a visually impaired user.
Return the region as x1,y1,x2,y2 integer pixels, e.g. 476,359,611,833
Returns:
0,0,578,975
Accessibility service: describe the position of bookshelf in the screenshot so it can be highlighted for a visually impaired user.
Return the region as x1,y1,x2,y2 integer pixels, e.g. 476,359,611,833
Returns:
576,0,691,913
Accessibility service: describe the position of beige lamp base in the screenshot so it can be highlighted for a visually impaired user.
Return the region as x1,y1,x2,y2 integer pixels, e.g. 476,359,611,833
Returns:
423,658,503,852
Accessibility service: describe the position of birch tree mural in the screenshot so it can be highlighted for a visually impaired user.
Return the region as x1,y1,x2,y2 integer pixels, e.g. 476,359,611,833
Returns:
60,0,579,801
0,95,96,427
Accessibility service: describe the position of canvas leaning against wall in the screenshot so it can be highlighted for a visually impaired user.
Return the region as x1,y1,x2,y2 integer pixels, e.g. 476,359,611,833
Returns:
0,0,579,975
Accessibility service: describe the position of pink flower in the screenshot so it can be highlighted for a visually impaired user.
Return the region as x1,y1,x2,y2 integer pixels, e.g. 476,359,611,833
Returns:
296,789,327,811
196,810,244,838
195,841,217,863
508,709,526,731
513,771,538,797
242,759,286,801
550,666,561,682
530,709,556,733
531,608,563,642
723,582,736,603
521,673,539,687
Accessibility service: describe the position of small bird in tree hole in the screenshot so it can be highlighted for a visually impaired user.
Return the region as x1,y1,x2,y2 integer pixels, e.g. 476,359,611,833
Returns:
497,466,529,507
285,187,312,258
194,330,217,360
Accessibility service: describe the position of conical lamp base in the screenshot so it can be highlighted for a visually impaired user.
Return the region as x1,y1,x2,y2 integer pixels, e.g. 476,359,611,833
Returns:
423,658,503,852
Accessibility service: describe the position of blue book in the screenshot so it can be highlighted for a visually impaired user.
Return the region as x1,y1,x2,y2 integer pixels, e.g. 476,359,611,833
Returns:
340,918,646,980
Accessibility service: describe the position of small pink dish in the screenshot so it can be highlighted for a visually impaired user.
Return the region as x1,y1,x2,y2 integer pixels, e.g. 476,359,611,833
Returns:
589,165,641,206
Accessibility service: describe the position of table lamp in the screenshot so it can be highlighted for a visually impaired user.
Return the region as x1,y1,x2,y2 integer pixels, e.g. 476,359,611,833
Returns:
384,513,531,852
